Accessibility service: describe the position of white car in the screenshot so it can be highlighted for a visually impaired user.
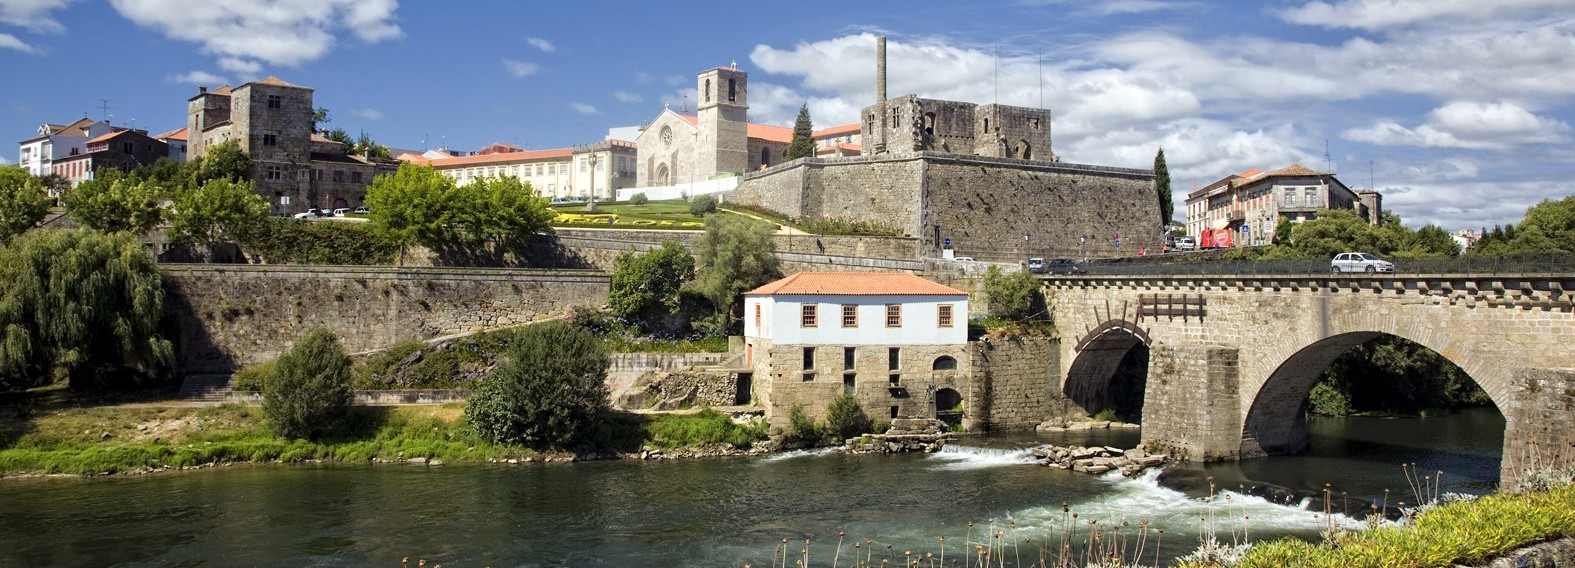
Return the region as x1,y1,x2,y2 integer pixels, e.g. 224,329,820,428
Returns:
331,208,351,217
1331,252,1395,274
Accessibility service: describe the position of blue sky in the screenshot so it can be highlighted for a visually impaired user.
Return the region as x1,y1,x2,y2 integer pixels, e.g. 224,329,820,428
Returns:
3,0,1572,231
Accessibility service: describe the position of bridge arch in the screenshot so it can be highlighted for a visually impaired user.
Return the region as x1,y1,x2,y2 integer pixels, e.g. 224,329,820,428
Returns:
1241,326,1508,460
1065,320,1151,423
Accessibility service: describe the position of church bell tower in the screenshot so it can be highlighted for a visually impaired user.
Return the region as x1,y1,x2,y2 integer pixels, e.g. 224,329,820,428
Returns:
696,65,749,177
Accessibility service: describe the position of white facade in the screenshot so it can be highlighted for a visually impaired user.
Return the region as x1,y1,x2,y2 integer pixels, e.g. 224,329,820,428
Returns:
17,119,115,177
744,294,968,346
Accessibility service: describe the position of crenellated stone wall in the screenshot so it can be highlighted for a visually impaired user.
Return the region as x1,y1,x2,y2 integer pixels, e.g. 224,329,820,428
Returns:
164,264,609,373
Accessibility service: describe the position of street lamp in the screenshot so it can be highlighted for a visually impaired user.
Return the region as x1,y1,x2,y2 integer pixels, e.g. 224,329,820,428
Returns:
1079,235,1087,261
585,151,599,212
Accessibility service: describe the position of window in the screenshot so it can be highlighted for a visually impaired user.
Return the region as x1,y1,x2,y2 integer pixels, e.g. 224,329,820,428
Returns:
841,304,857,327
267,95,281,109
580,158,588,173
262,134,277,147
704,79,711,102
802,347,815,372
933,356,957,371
801,304,818,327
885,304,902,327
727,78,736,102
754,304,761,328
888,347,900,370
843,347,856,370
843,374,855,394
1304,187,1318,206
938,304,954,327
266,165,283,181
1283,187,1296,205
121,142,134,153
333,170,344,182
351,171,363,183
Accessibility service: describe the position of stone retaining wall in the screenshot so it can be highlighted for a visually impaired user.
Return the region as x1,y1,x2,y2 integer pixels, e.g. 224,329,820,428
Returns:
165,264,609,373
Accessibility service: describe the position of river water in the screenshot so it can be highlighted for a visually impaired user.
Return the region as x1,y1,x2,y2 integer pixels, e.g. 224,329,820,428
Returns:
0,408,1503,567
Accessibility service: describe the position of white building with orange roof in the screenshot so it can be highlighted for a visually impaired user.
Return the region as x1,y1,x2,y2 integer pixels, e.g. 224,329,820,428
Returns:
741,271,971,427
17,117,118,177
1183,163,1381,248
411,139,636,201
153,127,188,162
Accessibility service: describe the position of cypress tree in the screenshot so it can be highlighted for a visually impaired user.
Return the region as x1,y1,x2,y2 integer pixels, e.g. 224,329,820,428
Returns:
1154,148,1173,226
784,104,816,161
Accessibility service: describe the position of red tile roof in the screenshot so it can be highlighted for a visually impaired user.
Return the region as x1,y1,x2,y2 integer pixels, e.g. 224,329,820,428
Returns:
311,133,337,143
154,127,188,141
745,272,966,296
426,148,573,167
816,143,862,155
670,114,832,144
813,123,861,138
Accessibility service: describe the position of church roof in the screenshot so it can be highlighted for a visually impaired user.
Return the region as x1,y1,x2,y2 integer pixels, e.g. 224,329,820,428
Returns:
672,114,846,145
813,123,861,138
745,272,966,297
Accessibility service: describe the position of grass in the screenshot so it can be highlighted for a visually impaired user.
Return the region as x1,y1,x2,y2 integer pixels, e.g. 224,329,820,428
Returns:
548,199,722,230
0,403,542,475
643,409,767,450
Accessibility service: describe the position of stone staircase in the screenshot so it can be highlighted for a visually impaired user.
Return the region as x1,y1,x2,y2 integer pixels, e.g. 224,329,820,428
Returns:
177,374,234,403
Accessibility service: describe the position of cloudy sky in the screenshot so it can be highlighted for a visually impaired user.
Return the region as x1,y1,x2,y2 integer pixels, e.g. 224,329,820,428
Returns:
3,0,1572,230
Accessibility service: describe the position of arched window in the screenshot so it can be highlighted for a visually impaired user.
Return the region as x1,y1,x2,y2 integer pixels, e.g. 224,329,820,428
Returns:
932,356,957,371
727,78,736,102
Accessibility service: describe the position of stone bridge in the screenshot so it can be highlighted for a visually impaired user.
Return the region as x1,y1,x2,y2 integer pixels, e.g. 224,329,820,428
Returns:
1046,272,1575,487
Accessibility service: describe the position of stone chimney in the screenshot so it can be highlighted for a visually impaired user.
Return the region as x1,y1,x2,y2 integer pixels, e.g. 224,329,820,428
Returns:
199,85,207,94
876,36,887,103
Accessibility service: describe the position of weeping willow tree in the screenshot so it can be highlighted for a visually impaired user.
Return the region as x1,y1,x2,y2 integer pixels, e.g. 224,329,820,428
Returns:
0,229,172,390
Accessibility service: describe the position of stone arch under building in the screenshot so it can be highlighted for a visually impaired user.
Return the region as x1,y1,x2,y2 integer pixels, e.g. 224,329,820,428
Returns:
1240,330,1505,458
936,387,963,426
1065,320,1151,424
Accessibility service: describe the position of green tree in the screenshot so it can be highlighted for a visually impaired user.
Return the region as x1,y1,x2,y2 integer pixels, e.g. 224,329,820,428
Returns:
0,229,172,390
311,106,331,130
62,169,166,234
132,157,194,189
609,242,695,329
465,321,610,450
262,328,353,440
464,175,554,242
825,393,873,441
982,266,1045,321
689,194,718,216
691,215,780,332
194,140,252,184
1312,336,1487,416
354,131,391,160
1153,148,1173,225
1510,196,1575,253
167,177,269,248
784,104,816,161
365,163,459,263
0,166,51,244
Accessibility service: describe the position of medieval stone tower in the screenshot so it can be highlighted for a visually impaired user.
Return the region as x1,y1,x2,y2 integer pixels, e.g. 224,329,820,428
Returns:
695,66,749,177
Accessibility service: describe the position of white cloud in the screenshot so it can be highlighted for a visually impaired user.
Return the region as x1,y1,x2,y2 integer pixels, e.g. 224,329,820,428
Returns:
108,0,401,72
633,71,652,83
168,70,227,85
1344,101,1568,149
1017,0,1198,16
0,0,72,32
349,108,383,121
1278,0,1571,31
570,102,598,115
0,154,12,165
611,90,642,104
0,32,36,52
1375,179,1574,230
524,36,554,52
502,59,539,78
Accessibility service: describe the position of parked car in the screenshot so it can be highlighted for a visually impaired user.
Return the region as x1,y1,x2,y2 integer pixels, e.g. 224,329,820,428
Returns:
352,206,370,214
1027,258,1047,273
1331,252,1395,274
1046,258,1087,275
292,208,329,219
331,208,351,217
1173,236,1196,251
953,256,976,263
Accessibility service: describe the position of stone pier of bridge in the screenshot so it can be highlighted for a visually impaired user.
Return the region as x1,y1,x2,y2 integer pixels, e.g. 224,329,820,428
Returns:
1046,272,1575,488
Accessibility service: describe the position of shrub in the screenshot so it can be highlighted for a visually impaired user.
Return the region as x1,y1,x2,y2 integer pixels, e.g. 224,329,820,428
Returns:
630,192,649,206
689,194,718,216
230,360,275,392
783,404,823,445
465,321,609,450
824,394,873,441
982,266,1046,321
262,328,353,440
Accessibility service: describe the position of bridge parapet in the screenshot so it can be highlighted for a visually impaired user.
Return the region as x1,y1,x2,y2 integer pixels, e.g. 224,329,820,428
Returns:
1043,273,1574,313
